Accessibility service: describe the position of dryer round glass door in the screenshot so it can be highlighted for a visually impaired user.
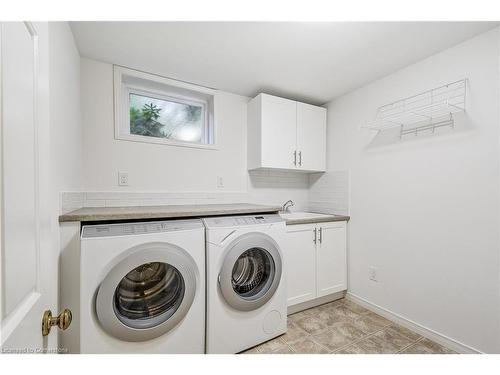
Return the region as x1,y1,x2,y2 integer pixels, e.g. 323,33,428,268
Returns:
113,262,184,329
231,248,274,298
218,233,282,311
95,243,198,342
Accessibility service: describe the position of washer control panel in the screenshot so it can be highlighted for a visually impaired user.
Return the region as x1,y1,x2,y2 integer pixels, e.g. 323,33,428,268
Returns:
82,219,203,238
203,214,283,228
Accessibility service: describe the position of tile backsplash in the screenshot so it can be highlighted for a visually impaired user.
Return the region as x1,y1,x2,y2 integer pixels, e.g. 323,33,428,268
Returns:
60,191,247,214
308,170,349,216
60,170,350,215
247,169,310,210
60,192,85,214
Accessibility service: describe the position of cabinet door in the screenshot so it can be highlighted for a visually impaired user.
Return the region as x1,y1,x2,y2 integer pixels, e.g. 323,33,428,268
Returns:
316,222,347,297
296,102,326,171
260,94,298,169
284,224,317,306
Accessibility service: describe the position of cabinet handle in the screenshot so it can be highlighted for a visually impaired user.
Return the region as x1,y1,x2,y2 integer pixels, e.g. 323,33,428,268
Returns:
293,150,297,166
319,227,323,244
298,151,302,166
313,228,317,244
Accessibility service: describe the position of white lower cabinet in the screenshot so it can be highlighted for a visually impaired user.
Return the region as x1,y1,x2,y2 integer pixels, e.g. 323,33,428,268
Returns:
316,222,347,297
284,224,317,306
284,221,347,307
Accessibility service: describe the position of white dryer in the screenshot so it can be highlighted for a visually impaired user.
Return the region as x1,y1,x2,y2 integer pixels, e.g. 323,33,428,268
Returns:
79,219,205,353
203,214,287,353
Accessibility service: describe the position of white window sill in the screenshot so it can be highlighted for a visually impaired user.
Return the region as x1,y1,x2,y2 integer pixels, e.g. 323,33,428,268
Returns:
115,133,219,151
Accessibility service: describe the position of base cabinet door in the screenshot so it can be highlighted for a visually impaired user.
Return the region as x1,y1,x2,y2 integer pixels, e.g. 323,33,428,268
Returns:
316,222,347,298
284,224,317,306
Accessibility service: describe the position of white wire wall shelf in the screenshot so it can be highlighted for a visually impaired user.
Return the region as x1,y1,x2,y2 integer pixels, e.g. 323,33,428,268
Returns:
362,79,467,138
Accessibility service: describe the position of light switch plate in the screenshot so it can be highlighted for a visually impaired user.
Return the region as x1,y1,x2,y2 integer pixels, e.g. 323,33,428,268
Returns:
217,176,224,188
369,266,378,282
118,172,129,186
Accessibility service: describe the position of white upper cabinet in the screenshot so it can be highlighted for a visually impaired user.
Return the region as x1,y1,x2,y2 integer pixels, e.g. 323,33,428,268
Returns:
247,93,326,172
296,102,327,172
249,94,297,169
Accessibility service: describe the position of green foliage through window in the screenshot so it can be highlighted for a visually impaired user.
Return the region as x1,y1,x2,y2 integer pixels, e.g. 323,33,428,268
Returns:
129,93,203,142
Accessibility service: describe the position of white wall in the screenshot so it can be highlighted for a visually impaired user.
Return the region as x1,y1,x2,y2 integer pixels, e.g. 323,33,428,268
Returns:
79,58,309,209
47,22,83,331
81,58,248,193
323,29,500,352
49,22,83,200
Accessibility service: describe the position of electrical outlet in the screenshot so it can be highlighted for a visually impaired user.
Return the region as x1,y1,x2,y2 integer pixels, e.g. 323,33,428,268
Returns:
118,172,129,186
217,176,224,188
369,266,378,282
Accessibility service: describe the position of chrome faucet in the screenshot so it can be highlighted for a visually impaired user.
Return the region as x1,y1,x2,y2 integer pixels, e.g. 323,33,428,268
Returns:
282,200,294,213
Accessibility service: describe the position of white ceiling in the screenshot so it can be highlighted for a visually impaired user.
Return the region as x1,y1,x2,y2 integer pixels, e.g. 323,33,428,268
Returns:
70,22,497,105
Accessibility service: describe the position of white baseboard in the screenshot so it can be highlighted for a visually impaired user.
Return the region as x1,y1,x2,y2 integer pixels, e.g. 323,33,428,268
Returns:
287,291,346,315
346,292,482,354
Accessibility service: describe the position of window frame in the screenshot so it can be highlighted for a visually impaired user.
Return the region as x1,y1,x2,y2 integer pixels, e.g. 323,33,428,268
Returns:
114,65,217,150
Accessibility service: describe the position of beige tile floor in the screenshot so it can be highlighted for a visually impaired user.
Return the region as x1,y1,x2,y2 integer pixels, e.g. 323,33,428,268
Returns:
242,298,457,354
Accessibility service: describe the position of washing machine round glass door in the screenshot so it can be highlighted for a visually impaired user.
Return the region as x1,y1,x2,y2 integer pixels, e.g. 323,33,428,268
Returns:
218,233,282,311
95,243,198,342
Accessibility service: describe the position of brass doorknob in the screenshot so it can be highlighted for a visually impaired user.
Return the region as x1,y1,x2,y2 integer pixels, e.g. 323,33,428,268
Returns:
42,308,72,336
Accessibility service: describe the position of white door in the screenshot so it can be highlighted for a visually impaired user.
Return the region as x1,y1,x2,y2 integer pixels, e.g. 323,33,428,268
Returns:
284,224,317,306
316,222,347,297
260,94,298,169
296,102,326,172
1,22,58,353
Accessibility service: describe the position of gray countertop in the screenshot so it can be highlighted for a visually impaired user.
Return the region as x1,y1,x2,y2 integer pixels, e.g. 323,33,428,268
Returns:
59,203,281,223
281,212,350,225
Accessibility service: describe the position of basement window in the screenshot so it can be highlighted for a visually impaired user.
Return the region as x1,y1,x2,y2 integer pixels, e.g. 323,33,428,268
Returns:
114,66,216,149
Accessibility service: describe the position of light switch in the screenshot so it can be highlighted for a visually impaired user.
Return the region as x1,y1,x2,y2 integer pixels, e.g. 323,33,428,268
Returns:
118,172,129,186
369,266,378,282
217,176,224,188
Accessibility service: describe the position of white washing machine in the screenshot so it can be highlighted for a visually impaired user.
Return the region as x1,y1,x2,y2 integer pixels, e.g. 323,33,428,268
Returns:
79,219,205,353
203,214,287,353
